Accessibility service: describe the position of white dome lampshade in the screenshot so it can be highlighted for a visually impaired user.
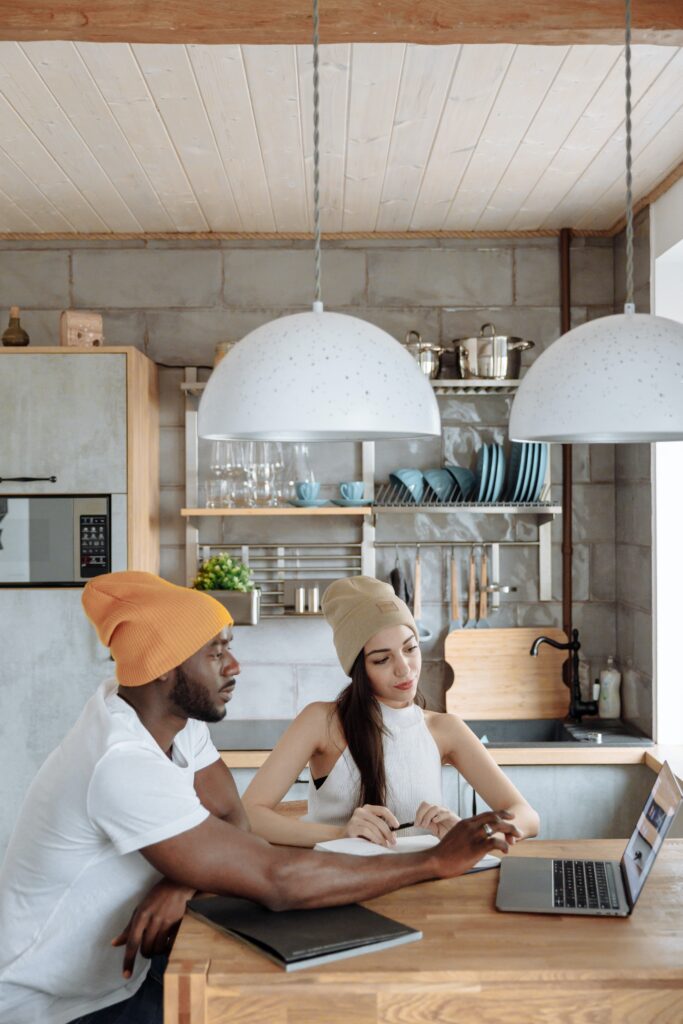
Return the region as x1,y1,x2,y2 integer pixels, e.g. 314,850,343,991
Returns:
509,310,683,444
198,306,441,441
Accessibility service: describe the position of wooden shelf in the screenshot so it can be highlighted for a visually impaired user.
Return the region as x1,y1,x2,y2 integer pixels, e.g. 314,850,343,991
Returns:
181,506,372,517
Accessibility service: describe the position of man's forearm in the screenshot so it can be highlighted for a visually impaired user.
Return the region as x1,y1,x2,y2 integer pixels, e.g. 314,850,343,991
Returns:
143,810,516,913
144,816,437,911
265,846,438,911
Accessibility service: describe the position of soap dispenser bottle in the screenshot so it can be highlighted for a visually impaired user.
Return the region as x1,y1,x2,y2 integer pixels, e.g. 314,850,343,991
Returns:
598,656,621,719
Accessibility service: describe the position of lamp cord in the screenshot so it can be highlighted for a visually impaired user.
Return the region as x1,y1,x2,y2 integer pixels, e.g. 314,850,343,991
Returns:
312,0,322,309
624,0,635,312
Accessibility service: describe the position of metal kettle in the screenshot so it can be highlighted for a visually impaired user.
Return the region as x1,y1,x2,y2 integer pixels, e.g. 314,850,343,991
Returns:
404,330,443,379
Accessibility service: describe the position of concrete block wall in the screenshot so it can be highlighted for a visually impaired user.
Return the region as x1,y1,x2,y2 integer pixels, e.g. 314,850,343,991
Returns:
613,210,654,734
1,236,622,723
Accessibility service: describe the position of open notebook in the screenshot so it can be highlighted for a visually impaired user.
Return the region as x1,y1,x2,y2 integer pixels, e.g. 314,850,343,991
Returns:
315,833,501,872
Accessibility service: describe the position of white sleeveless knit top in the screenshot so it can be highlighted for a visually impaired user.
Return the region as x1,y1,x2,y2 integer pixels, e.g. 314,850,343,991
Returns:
305,702,443,837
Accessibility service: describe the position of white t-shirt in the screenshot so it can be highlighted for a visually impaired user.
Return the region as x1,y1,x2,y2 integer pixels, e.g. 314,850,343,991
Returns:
0,678,220,1024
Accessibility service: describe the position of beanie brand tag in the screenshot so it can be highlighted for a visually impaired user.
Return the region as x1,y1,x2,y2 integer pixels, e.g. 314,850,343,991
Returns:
376,600,399,612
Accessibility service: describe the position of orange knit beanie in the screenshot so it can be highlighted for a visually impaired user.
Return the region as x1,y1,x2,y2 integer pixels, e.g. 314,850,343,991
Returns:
82,571,233,686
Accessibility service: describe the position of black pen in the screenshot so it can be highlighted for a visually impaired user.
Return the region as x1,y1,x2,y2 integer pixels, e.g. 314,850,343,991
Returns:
390,821,414,831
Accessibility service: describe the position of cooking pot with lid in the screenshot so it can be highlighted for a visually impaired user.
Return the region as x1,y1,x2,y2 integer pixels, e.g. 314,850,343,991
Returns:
454,323,534,380
404,330,443,379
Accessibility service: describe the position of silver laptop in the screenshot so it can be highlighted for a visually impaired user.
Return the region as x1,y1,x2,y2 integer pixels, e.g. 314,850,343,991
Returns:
496,761,682,917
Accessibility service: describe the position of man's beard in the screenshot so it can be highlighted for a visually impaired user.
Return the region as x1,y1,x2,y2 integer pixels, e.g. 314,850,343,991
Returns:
170,665,226,723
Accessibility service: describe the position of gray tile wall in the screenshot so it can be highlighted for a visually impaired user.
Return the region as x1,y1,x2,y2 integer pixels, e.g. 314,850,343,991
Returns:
1,237,625,723
613,210,653,734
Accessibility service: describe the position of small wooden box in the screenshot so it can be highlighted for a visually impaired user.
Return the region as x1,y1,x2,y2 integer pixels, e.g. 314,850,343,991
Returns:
60,310,104,347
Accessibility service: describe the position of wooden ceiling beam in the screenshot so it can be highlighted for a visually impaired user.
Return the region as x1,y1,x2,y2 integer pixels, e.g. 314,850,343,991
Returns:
0,1,681,46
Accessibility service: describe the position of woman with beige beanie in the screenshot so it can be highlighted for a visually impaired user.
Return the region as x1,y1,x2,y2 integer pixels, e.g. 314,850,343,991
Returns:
244,576,539,848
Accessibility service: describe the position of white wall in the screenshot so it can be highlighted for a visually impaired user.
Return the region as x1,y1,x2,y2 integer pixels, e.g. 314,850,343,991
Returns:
651,185,683,744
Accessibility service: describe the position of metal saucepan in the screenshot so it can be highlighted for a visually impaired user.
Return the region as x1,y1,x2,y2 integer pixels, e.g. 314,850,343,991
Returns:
404,330,444,380
453,323,534,380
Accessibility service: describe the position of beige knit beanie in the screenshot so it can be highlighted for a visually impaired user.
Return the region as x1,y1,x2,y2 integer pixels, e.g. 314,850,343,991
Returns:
82,571,233,686
322,575,418,675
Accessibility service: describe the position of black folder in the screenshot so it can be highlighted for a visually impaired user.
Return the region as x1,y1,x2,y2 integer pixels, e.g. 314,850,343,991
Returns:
187,896,422,971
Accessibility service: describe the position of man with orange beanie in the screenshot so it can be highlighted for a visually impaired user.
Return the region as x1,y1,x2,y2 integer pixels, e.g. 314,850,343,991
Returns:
0,572,519,1024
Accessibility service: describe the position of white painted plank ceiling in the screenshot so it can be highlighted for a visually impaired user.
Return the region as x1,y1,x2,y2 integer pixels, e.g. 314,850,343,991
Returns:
0,41,680,234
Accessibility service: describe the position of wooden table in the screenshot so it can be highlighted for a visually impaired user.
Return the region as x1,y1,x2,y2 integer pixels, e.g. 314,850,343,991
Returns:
165,840,683,1023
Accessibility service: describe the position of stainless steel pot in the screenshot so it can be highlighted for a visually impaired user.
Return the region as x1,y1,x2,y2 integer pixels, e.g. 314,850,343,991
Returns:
404,330,443,379
454,323,534,380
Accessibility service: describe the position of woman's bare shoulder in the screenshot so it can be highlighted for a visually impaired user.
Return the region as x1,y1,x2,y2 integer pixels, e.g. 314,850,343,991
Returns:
294,701,343,750
424,708,469,742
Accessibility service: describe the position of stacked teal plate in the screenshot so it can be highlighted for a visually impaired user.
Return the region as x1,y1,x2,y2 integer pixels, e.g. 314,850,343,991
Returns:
475,445,491,502
475,443,506,503
504,442,549,502
489,444,506,502
531,444,549,501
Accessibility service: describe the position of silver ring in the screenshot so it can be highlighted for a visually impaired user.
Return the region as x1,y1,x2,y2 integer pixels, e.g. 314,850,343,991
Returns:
482,823,494,838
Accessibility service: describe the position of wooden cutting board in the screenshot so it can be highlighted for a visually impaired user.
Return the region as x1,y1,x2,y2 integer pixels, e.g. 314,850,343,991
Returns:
445,627,568,720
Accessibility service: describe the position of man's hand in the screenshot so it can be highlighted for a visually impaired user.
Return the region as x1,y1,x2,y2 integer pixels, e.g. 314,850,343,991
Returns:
433,810,521,878
414,801,460,839
343,804,400,847
112,878,196,978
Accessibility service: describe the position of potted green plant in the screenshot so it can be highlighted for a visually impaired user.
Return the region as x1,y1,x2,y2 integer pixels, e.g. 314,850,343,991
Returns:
193,554,260,625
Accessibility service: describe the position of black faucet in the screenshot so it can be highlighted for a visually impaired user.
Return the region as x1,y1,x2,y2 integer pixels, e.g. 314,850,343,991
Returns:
529,628,598,721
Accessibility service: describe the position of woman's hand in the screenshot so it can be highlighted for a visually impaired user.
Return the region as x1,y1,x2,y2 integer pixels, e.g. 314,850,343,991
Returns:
414,801,460,839
112,878,196,978
343,804,400,847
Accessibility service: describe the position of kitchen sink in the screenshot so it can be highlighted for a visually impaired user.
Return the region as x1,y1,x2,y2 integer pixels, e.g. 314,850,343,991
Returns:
563,719,653,746
466,718,653,747
467,719,574,745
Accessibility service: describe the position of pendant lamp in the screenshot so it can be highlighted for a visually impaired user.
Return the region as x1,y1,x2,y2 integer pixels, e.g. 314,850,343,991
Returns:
199,0,440,442
509,0,683,444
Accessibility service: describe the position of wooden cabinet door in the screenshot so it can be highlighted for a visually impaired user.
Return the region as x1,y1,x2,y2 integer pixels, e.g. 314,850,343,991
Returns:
0,353,127,494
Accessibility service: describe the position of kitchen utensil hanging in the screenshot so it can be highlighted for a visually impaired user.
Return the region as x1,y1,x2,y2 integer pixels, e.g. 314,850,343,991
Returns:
389,545,412,607
477,548,491,628
413,546,432,642
464,548,478,628
448,547,462,632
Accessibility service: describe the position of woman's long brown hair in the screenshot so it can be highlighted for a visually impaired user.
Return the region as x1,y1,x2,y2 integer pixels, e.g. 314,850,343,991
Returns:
335,649,425,808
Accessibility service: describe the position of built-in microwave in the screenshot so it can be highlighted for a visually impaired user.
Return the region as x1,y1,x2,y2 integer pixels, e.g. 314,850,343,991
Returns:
0,495,112,585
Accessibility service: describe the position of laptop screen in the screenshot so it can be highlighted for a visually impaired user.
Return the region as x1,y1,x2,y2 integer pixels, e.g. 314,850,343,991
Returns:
621,761,682,909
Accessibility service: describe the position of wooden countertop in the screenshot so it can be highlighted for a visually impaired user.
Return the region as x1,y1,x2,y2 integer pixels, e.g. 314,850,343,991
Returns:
166,839,683,1023
220,744,683,779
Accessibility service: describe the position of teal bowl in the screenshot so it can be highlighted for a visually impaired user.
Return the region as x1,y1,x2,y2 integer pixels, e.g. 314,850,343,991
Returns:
445,465,476,501
424,468,457,502
389,468,425,503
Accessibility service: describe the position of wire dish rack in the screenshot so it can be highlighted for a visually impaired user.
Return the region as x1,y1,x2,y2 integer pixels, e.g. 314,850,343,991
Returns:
373,481,557,511
198,542,363,617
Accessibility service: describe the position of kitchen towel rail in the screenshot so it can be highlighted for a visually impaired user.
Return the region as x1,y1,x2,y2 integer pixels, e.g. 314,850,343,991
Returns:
375,540,547,608
197,542,364,616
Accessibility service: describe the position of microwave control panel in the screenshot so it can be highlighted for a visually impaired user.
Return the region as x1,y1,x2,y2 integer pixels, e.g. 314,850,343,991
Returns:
79,514,110,578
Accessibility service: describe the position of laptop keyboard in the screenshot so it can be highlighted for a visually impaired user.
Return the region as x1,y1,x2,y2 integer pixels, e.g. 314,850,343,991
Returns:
552,860,621,910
